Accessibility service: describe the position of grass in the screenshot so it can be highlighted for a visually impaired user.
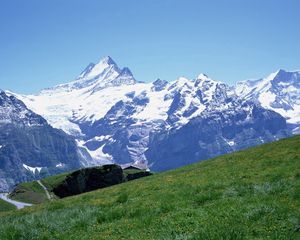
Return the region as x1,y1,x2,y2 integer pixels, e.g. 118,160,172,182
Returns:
41,172,69,190
9,171,70,203
123,169,146,175
0,198,16,212
9,181,48,204
10,167,149,204
1,135,300,239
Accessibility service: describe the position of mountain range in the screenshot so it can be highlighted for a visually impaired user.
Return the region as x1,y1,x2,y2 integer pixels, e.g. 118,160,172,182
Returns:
1,56,299,189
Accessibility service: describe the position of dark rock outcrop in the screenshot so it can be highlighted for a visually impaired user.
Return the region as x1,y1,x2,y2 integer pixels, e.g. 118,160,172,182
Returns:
53,164,124,198
126,171,152,181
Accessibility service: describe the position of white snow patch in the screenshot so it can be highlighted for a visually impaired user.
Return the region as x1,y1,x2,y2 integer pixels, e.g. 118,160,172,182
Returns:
225,139,235,146
132,84,172,121
23,164,42,174
258,91,276,107
92,135,112,141
88,144,113,163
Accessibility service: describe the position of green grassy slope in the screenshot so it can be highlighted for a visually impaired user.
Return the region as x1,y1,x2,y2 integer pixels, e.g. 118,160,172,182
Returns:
1,135,300,239
41,171,69,190
10,168,150,204
0,198,16,212
9,171,75,204
9,180,49,204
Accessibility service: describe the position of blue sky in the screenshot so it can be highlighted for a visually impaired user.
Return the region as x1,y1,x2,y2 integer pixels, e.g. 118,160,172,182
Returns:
0,0,299,93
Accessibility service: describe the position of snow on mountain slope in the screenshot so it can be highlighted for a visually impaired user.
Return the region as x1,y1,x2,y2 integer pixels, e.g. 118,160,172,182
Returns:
0,91,84,191
0,91,47,126
13,57,226,135
11,57,235,166
9,57,293,169
53,56,136,91
236,69,300,132
11,57,136,135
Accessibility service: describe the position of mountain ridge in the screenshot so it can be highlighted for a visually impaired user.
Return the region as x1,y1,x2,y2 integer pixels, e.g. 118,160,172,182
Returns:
8,56,297,171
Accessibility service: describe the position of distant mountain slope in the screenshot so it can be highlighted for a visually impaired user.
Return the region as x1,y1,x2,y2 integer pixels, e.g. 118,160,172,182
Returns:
10,57,294,171
0,91,84,191
0,135,299,239
236,69,300,134
146,101,288,171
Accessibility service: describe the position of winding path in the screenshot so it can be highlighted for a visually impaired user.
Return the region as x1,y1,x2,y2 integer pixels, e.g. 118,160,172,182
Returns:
37,180,51,200
0,193,32,209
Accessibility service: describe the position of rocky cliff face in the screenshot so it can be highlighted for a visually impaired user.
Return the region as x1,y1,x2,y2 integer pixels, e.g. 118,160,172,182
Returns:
146,102,288,171
0,91,83,191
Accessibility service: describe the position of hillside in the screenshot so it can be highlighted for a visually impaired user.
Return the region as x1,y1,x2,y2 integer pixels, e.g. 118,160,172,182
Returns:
0,198,16,212
0,135,299,239
9,165,152,204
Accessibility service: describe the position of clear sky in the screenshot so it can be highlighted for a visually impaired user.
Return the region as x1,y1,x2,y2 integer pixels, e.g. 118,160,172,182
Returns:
0,0,299,94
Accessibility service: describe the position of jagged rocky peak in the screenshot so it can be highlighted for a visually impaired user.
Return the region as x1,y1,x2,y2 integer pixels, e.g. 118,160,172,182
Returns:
0,91,47,126
236,69,300,98
76,63,95,79
235,69,300,131
272,69,300,85
152,78,168,91
119,67,133,76
194,73,223,89
51,56,136,91
194,73,218,86
76,56,137,87
196,73,210,81
77,56,120,80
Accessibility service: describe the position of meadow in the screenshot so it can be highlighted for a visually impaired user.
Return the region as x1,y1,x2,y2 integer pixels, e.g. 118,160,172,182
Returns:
0,135,299,239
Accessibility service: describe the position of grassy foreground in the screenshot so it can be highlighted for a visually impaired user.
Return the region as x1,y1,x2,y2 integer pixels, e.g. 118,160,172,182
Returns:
0,198,16,212
0,135,300,239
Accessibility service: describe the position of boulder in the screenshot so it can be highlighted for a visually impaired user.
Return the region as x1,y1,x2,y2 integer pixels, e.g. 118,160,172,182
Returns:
53,164,124,198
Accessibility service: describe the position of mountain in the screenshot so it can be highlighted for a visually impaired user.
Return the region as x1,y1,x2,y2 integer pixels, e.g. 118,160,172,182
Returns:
51,56,136,91
236,69,300,134
1,135,299,239
146,101,287,171
10,57,293,171
0,91,84,191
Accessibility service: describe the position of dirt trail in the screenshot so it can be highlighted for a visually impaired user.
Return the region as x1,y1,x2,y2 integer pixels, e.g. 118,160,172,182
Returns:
37,180,51,200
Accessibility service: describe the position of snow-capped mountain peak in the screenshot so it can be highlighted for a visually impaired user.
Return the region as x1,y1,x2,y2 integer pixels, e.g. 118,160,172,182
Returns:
77,63,96,79
77,56,119,80
119,67,133,76
235,69,300,98
9,60,298,170
46,56,136,92
236,69,300,129
196,73,210,81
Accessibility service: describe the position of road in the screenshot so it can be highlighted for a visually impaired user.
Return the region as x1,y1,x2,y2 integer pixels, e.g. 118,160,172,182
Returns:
0,193,32,209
